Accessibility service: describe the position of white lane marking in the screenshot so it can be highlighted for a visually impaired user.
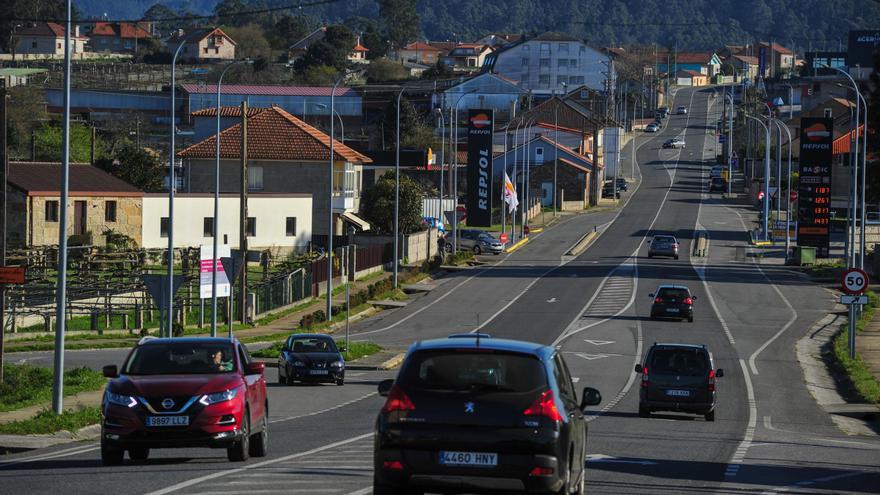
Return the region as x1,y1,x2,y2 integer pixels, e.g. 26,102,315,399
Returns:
344,488,373,495
758,470,869,494
584,339,614,345
0,444,100,469
574,353,622,361
146,433,374,495
724,359,757,479
693,266,735,345
270,392,376,424
585,318,643,423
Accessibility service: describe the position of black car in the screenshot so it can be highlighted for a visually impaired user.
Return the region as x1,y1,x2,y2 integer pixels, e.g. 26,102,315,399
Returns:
373,334,601,495
277,334,346,385
649,285,696,322
602,182,620,198
709,177,725,192
615,178,628,192
635,343,723,421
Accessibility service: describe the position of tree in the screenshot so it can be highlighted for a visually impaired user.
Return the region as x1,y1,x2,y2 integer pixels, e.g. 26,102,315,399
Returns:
365,58,410,83
6,85,47,160
34,123,104,164
294,25,355,73
95,141,165,191
420,60,454,80
360,171,425,234
0,0,76,54
272,14,315,50
377,0,420,49
720,62,735,76
223,23,272,60
360,22,388,60
143,3,179,33
300,65,339,85
214,0,250,27
380,96,437,151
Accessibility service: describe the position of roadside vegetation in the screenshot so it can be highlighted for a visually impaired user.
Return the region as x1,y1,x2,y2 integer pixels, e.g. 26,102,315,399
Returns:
0,365,106,412
833,290,880,404
0,407,101,435
251,340,381,362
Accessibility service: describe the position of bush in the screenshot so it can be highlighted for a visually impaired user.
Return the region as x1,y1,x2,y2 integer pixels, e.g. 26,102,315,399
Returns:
299,313,314,328
172,322,184,337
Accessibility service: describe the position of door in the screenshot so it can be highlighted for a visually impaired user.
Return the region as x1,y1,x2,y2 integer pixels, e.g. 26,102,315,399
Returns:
541,182,553,206
74,201,87,235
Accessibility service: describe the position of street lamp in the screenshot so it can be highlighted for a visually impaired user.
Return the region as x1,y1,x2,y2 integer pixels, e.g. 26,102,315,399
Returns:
771,119,793,258
210,58,252,338
326,73,347,319
724,89,734,196
166,40,186,339
313,103,344,143
451,89,478,253
554,82,567,215
520,116,539,239
394,88,405,288
435,108,445,225
745,114,771,241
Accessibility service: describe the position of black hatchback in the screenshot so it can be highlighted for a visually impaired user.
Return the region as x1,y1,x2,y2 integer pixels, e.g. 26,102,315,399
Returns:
277,334,346,385
649,285,696,322
373,335,601,495
635,343,723,421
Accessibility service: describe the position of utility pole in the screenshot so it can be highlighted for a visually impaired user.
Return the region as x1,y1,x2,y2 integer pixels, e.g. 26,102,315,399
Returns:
239,101,248,324
0,79,7,383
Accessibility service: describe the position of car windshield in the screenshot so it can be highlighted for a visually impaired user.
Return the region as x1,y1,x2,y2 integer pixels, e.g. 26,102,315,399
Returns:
478,233,495,241
650,349,709,376
290,337,338,353
658,288,689,299
123,342,236,375
399,351,547,393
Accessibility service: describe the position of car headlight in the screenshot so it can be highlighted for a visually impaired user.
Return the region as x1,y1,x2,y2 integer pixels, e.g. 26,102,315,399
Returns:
199,388,238,406
291,360,306,367
106,391,137,408
330,360,344,368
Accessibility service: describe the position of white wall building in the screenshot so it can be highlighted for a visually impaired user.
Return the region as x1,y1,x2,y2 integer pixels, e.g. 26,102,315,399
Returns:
142,193,312,253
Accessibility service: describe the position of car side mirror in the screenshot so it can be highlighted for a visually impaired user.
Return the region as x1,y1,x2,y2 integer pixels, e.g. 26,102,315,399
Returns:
715,368,724,378
103,365,118,378
580,387,602,410
691,296,698,301
378,379,394,397
634,364,643,374
648,293,654,298
338,346,347,353
246,362,265,375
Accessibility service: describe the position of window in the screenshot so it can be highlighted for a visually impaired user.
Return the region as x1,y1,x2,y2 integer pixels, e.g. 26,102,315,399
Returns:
55,42,60,49
521,57,529,67
553,354,576,402
203,217,214,237
45,201,59,222
539,74,550,85
558,58,568,68
160,217,169,238
203,47,208,54
246,217,256,237
540,42,550,52
559,43,569,53
248,166,264,190
285,217,297,236
105,200,117,222
570,59,577,68
539,58,551,68
521,44,530,51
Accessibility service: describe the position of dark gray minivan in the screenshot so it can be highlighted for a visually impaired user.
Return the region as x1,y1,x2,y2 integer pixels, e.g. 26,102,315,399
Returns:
635,343,723,421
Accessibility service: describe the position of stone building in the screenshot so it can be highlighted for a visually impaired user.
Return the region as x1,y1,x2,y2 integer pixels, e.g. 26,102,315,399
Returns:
5,162,143,247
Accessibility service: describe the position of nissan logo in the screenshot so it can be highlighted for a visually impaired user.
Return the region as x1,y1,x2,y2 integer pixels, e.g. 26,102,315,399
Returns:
161,398,175,410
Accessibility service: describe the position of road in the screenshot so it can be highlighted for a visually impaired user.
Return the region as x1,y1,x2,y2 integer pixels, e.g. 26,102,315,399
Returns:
2,86,879,494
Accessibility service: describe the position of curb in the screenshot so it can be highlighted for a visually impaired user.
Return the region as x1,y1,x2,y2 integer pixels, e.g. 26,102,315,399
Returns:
505,237,530,254
565,231,598,258
0,423,100,452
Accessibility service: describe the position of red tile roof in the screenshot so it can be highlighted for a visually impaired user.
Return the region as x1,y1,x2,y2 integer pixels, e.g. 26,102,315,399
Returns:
7,162,142,196
178,106,372,164
678,69,705,77
17,22,87,39
733,54,759,65
180,84,357,97
91,22,151,39
353,41,369,52
675,52,715,64
404,42,441,52
760,42,794,55
191,106,268,118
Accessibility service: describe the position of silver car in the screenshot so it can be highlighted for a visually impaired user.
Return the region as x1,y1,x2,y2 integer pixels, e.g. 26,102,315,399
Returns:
648,235,680,259
444,229,504,255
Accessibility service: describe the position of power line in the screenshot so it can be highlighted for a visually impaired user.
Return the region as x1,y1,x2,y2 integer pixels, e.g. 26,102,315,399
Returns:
0,0,344,24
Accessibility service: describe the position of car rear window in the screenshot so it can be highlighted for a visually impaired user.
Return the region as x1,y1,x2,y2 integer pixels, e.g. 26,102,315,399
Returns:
658,288,689,299
649,348,709,376
654,236,675,243
123,342,236,375
398,350,547,393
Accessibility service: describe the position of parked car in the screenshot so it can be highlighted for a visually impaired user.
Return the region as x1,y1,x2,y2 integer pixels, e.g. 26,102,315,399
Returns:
649,285,696,322
645,123,659,133
635,343,723,421
662,137,686,149
647,234,680,259
444,229,504,255
710,165,724,178
100,337,269,465
676,105,688,115
615,177,628,192
657,107,669,118
709,177,725,192
373,334,602,495
602,182,621,198
277,333,346,386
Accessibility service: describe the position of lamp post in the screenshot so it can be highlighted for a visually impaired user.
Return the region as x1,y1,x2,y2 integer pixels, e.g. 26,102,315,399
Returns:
313,103,344,143
724,90,734,196
745,114,771,241
166,40,186,339
772,119,793,258
553,83,567,215
435,108,445,225
326,73,346,319
783,82,794,120
210,59,251,338
394,88,405,288
521,116,539,238
451,89,478,253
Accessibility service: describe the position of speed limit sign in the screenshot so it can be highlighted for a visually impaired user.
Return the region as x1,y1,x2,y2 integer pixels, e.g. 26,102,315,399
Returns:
841,268,869,295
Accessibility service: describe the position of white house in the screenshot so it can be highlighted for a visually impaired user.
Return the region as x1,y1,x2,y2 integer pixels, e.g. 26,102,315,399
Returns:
442,73,525,120
142,193,312,253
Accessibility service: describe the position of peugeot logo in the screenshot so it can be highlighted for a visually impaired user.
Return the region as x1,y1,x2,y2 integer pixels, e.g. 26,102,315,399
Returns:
464,402,475,414
161,398,175,410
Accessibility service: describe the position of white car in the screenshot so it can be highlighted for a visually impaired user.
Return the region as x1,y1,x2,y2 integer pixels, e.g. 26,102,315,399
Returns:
676,105,688,115
645,123,659,133
663,138,686,149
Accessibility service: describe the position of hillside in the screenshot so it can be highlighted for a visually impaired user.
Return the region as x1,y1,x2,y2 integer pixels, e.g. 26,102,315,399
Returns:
74,0,879,51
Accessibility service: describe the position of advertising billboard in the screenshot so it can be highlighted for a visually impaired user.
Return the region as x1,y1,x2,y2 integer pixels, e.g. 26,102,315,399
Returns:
466,109,494,227
797,118,834,256
847,30,880,68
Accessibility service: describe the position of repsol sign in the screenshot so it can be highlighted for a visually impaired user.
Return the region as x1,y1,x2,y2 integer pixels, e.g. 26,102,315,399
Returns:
466,109,494,227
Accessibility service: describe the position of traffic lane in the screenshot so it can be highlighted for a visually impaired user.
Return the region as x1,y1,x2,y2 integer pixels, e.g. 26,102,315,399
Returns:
0,370,393,494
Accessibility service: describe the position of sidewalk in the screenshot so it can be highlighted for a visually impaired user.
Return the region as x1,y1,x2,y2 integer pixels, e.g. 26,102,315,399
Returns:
856,314,880,392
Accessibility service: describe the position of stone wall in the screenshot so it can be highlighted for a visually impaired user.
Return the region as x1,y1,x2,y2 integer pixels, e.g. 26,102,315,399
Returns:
28,196,142,247
529,160,591,208
6,187,28,247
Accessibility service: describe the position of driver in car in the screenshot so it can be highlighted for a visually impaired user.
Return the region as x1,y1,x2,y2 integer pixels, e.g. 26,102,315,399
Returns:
212,349,234,371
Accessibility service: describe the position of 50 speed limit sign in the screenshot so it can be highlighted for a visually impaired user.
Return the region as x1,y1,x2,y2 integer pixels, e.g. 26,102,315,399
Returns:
841,268,869,295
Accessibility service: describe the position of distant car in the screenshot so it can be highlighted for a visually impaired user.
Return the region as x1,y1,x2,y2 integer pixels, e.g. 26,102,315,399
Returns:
422,216,445,233
373,334,602,495
602,182,620,198
676,105,688,115
444,229,503,255
649,285,696,322
635,343,723,421
277,333,346,386
100,337,269,465
615,177,628,191
710,166,724,178
645,123,659,133
648,234,679,259
662,137,686,149
657,107,669,118
709,177,725,192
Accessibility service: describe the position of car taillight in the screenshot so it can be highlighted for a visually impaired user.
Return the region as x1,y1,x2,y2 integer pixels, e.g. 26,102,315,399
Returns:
708,369,716,392
383,460,404,470
654,297,663,303
381,385,416,413
684,297,693,305
640,367,649,388
523,390,563,422
529,467,554,476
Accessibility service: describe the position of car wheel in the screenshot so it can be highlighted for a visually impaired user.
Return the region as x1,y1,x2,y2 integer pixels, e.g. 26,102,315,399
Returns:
336,378,344,386
278,369,287,385
473,245,482,255
249,410,268,458
638,405,650,418
553,455,574,495
648,252,653,258
444,243,453,253
688,316,694,323
100,437,124,466
227,409,251,462
705,410,715,422
674,254,679,260
128,447,149,461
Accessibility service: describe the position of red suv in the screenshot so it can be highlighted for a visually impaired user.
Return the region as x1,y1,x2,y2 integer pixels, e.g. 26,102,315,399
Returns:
100,337,269,465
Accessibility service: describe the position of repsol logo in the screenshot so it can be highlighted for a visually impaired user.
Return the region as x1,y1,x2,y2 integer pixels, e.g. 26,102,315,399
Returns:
477,149,489,211
469,129,491,135
802,143,830,150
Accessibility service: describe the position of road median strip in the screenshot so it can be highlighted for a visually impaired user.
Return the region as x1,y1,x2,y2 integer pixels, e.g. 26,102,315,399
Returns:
505,237,530,253
565,231,598,257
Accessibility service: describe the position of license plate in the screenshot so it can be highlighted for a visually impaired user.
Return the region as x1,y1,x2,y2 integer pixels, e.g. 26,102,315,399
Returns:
309,369,329,375
146,415,189,427
666,308,680,313
666,389,690,397
439,451,497,467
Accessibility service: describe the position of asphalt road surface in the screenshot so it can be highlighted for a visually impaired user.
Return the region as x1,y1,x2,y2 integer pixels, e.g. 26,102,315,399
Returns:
2,86,879,494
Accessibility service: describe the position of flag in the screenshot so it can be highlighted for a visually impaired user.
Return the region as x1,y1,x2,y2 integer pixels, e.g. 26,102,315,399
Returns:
503,171,519,214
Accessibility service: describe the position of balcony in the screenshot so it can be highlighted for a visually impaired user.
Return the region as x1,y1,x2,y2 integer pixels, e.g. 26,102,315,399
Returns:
332,189,356,212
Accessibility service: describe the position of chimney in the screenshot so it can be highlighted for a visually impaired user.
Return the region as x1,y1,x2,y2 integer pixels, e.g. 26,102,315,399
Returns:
74,25,80,37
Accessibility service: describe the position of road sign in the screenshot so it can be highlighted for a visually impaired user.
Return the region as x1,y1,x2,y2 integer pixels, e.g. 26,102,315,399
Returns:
200,244,231,299
143,274,185,311
840,295,868,305
841,268,869,295
499,232,508,244
718,135,726,143
0,266,25,284
790,190,797,202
